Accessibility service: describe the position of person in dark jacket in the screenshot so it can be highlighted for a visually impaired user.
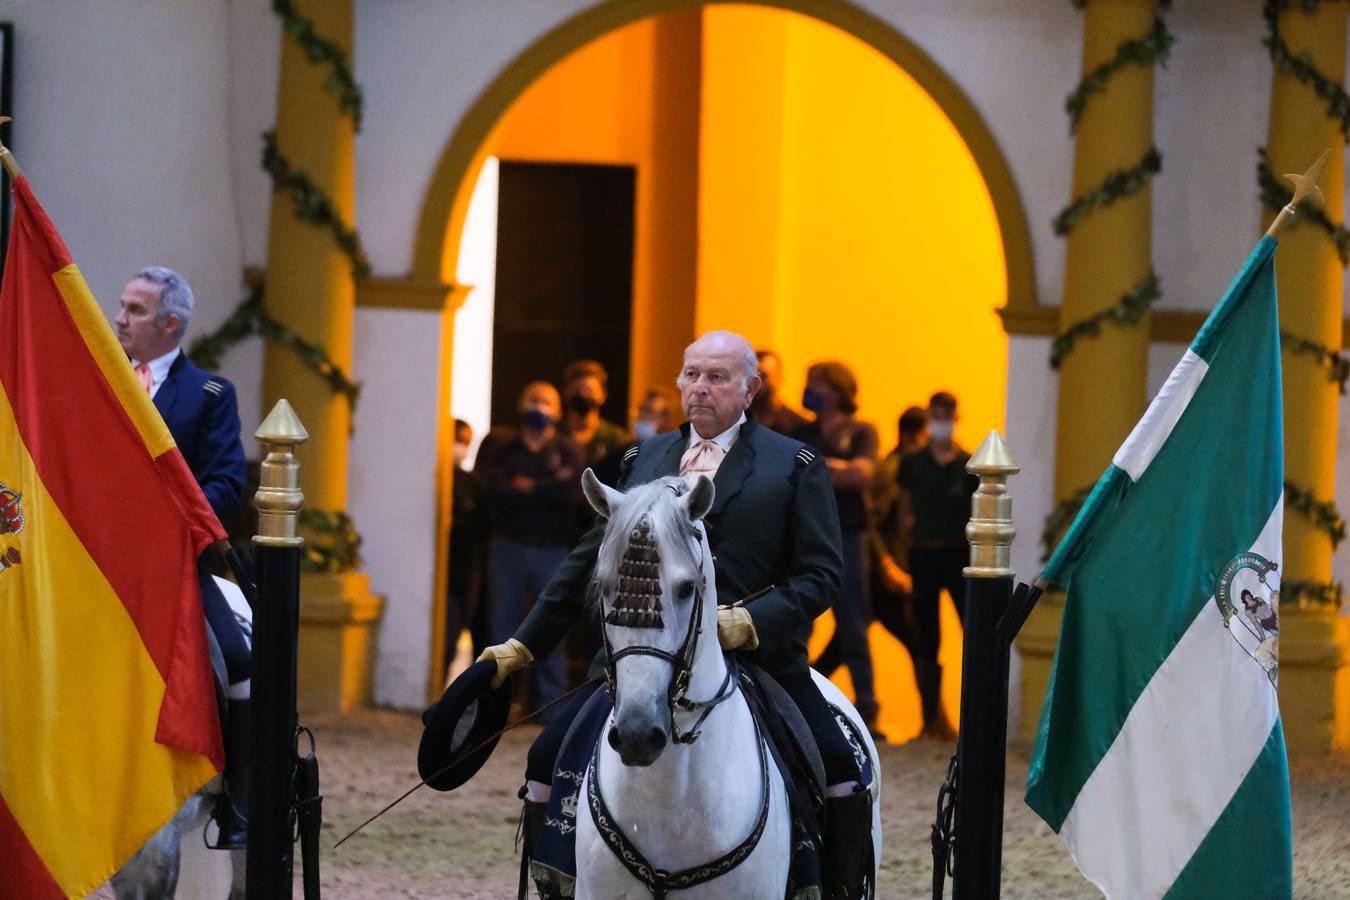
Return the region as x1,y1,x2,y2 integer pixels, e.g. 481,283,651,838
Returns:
475,382,585,717
480,331,872,898
116,265,250,846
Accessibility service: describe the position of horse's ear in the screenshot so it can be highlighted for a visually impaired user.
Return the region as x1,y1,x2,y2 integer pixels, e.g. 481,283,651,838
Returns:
682,475,715,521
581,468,623,517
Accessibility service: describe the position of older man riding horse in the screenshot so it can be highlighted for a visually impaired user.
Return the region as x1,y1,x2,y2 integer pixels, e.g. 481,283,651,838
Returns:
478,331,877,898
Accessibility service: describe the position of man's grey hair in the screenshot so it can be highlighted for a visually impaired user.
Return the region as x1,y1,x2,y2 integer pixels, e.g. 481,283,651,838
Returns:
674,330,759,390
135,266,194,339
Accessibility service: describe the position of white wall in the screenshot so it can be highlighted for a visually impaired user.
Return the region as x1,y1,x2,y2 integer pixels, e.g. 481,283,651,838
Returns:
0,0,278,440
349,305,446,709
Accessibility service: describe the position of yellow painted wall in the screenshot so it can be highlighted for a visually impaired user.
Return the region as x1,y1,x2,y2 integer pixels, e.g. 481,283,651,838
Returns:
701,6,1006,741
487,13,701,402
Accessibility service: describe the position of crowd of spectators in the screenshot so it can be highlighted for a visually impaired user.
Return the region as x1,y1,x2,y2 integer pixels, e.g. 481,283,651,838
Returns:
446,352,977,740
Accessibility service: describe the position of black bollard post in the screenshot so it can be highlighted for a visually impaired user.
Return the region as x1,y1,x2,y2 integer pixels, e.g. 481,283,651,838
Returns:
951,431,1020,900
246,400,310,900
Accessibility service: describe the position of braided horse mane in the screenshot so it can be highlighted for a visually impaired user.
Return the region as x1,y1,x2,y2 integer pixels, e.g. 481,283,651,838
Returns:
588,476,703,621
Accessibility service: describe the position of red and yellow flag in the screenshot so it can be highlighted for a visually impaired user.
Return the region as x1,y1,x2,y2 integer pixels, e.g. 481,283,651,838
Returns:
0,177,225,898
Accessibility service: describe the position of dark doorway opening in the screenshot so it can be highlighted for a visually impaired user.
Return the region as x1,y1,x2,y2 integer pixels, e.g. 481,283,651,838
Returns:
491,161,636,426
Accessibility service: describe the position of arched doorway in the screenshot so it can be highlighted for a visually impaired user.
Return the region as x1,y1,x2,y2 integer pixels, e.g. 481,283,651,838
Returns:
422,0,1035,739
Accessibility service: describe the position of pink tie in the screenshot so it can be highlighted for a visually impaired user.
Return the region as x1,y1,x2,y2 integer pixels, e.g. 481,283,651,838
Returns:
679,439,725,487
135,362,153,394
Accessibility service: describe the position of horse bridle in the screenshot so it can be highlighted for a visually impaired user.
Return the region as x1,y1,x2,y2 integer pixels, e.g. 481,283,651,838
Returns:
599,504,737,745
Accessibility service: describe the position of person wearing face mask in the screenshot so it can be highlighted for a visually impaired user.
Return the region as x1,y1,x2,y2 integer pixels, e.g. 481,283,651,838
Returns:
630,386,677,442
895,391,979,740
791,361,882,738
446,419,492,676
474,382,584,716
559,359,634,488
751,348,808,435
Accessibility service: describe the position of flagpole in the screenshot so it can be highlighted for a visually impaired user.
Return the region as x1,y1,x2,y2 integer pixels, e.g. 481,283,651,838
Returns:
946,431,1021,900
1265,148,1330,240
0,116,20,179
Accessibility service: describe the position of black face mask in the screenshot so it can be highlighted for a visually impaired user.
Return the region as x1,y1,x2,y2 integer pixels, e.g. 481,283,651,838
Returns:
567,395,598,415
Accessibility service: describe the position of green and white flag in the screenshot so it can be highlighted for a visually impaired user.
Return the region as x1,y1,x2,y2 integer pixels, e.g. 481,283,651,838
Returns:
1026,236,1293,899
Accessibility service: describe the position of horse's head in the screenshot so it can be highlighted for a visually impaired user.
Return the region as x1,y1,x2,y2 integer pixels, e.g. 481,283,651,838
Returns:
582,468,715,767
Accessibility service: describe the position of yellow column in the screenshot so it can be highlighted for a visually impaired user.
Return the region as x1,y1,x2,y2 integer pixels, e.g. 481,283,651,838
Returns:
262,0,381,714
1053,0,1157,498
263,0,355,501
1264,4,1345,594
1022,0,1159,740
1262,3,1348,754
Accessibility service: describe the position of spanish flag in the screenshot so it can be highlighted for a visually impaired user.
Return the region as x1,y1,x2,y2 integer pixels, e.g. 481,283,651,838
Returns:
0,177,224,897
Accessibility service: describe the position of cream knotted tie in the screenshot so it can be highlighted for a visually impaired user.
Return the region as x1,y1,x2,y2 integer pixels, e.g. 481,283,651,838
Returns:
135,362,154,394
679,439,725,487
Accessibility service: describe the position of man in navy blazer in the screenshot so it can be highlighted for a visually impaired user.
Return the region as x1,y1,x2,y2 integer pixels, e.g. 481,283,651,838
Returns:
116,266,250,848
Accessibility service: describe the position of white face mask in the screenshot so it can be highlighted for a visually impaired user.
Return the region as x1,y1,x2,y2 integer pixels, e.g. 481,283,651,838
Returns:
928,421,954,442
633,420,658,442
453,442,470,465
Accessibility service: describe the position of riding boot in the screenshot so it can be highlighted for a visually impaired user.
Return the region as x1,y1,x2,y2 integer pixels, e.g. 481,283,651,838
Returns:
211,699,249,849
823,789,874,899
517,798,548,900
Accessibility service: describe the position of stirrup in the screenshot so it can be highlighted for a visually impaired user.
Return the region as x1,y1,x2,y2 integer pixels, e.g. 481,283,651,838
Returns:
205,794,248,850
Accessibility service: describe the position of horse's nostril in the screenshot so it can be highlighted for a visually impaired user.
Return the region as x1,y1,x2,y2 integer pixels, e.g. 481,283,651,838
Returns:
646,727,666,751
608,726,622,751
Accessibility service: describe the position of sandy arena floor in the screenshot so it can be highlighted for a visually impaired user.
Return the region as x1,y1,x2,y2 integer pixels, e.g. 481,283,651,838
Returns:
294,708,1350,899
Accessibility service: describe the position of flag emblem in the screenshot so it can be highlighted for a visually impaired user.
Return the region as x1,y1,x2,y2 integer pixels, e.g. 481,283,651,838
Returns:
1215,553,1280,684
0,480,23,533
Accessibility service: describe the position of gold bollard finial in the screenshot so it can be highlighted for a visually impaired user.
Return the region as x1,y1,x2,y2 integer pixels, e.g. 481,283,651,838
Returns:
254,399,309,547
964,430,1021,579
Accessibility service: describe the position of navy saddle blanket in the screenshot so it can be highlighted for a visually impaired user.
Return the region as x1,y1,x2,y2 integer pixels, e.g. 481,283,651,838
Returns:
528,674,827,900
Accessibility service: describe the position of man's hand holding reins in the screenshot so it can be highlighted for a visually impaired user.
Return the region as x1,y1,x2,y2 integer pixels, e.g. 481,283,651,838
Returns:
477,638,534,688
716,606,760,651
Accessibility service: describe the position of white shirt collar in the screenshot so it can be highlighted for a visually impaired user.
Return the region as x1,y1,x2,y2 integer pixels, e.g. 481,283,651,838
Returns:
686,412,746,452
133,346,181,392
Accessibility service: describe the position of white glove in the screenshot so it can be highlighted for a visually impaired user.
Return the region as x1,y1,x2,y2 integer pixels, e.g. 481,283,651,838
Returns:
716,606,760,651
476,638,534,688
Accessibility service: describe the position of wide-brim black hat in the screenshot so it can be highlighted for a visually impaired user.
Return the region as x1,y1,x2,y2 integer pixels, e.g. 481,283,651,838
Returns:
417,659,512,791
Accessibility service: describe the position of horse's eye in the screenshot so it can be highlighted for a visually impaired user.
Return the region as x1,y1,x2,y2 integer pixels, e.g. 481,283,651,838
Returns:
676,579,695,600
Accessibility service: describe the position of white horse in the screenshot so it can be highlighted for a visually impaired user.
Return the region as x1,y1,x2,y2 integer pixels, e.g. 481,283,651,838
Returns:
574,471,882,899
106,576,249,900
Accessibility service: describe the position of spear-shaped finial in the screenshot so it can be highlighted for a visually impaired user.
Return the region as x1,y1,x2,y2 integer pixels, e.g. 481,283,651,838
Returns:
1266,148,1331,240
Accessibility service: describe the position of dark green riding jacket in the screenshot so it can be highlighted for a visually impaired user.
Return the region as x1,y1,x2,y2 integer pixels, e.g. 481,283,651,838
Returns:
514,414,843,675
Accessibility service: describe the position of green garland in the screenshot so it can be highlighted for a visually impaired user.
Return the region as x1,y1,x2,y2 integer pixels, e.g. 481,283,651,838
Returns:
1050,271,1161,369
1279,578,1345,608
299,507,363,573
187,284,363,416
1280,328,1350,393
1285,480,1347,547
1040,485,1093,564
272,0,363,128
1052,145,1162,236
1262,0,1350,141
1066,17,1175,134
262,131,371,280
1257,148,1350,264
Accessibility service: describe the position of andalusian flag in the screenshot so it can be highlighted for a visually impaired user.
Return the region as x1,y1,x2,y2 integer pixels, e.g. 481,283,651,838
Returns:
0,177,224,898
1026,236,1292,899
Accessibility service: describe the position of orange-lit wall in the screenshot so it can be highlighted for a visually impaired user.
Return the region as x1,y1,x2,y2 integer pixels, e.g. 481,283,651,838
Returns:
701,7,1007,741
487,13,701,405
477,6,1007,742
700,7,1006,448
